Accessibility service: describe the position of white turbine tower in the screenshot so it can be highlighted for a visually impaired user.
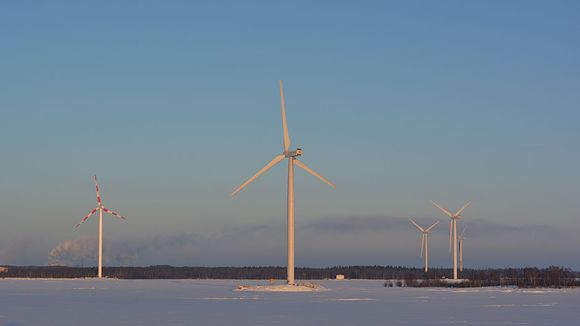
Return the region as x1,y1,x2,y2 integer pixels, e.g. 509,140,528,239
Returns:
408,218,439,272
75,175,126,278
231,80,335,285
458,227,466,272
430,200,471,280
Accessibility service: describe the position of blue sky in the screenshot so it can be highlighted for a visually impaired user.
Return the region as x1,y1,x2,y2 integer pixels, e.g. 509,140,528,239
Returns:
1,1,579,268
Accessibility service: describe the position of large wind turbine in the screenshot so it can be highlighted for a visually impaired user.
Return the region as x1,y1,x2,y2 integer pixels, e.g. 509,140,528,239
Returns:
231,81,335,285
458,227,466,272
75,175,126,278
430,200,471,280
408,218,439,272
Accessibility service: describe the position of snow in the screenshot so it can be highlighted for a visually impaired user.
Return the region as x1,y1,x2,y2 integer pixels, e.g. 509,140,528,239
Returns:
1,279,579,325
236,282,326,292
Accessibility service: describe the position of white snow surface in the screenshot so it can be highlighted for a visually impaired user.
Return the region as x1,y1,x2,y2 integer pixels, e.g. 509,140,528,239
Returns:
1,279,579,325
236,282,326,292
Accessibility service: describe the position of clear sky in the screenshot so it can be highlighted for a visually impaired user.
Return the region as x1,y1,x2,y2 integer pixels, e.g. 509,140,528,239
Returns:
1,1,579,269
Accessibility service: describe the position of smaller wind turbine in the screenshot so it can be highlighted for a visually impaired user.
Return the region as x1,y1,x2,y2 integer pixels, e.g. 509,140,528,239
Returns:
75,175,126,278
408,218,439,272
430,200,471,280
458,227,467,272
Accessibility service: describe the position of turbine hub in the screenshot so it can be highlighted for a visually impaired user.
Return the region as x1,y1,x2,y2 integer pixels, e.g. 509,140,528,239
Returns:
285,148,303,158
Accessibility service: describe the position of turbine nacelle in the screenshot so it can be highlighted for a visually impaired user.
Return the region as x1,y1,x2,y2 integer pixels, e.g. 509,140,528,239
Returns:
285,148,303,158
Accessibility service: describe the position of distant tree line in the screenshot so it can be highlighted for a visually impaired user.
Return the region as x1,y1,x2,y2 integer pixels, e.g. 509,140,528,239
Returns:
1,265,578,288
400,266,580,288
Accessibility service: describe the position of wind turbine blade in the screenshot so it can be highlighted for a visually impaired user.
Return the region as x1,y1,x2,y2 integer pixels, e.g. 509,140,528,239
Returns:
460,226,467,238
420,234,425,257
103,207,126,220
279,80,291,152
455,200,472,216
231,154,286,197
425,221,440,232
449,220,453,253
75,207,98,228
94,175,102,205
294,159,336,189
408,218,425,232
430,200,453,217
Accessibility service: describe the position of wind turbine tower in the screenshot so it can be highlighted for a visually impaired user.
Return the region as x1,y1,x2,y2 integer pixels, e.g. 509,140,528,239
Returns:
75,175,126,278
458,228,466,272
408,218,439,272
430,200,471,280
231,81,335,285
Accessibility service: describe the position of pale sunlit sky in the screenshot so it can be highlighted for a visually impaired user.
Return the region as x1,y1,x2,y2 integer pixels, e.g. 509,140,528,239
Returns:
1,1,579,268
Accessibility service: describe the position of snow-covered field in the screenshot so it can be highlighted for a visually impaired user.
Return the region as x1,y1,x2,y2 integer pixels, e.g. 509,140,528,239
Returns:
1,279,579,325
